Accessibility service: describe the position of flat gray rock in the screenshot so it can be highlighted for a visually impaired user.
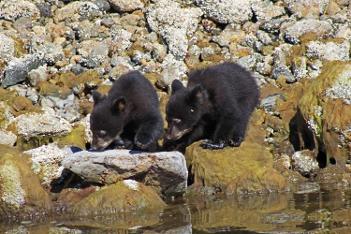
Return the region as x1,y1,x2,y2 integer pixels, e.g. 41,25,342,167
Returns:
62,149,188,196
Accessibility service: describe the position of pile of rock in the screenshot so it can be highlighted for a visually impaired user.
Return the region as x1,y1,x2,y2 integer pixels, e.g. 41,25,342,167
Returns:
0,0,350,224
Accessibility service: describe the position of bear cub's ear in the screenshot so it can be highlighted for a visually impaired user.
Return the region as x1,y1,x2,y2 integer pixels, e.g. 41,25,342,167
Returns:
188,85,208,105
92,90,105,105
171,79,184,94
112,96,127,113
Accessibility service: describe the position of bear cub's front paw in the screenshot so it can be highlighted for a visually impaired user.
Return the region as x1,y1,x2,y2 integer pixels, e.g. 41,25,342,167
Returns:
135,134,153,150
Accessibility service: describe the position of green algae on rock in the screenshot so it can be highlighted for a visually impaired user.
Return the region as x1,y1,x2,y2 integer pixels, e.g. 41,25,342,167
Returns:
185,142,288,195
0,145,52,219
73,180,166,216
37,70,101,99
57,124,87,149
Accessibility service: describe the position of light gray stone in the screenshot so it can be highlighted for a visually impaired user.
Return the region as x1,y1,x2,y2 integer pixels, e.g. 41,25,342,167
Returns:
78,40,109,68
292,150,319,177
325,65,351,105
146,0,202,59
12,109,72,140
62,149,188,196
0,34,15,62
283,19,333,44
291,56,307,80
24,144,71,188
44,94,81,123
0,0,40,21
28,65,48,86
110,27,132,53
194,0,255,24
2,54,44,88
55,1,102,22
306,40,350,61
261,94,285,113
272,65,296,83
251,1,286,21
108,0,144,13
160,54,187,86
0,130,17,146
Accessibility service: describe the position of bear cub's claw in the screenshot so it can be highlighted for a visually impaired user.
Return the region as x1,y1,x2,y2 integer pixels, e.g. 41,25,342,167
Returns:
201,139,226,150
201,137,244,150
228,137,243,147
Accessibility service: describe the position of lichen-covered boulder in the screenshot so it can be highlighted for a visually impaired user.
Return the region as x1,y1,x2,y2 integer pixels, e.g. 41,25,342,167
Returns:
108,0,144,13
73,180,166,216
10,109,72,139
0,0,40,22
146,0,202,59
306,40,350,61
298,61,351,165
185,142,288,195
194,0,254,24
0,145,52,219
24,144,73,189
62,149,188,196
283,19,333,44
55,1,102,22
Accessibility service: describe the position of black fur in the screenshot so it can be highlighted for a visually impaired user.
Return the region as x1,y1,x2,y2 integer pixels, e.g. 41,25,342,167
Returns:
90,71,163,151
164,62,260,152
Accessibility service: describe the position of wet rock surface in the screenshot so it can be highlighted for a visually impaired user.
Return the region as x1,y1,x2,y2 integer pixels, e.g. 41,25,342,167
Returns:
63,149,188,196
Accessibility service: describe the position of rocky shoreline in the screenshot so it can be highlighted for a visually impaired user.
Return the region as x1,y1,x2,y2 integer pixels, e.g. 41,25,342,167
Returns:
0,0,350,224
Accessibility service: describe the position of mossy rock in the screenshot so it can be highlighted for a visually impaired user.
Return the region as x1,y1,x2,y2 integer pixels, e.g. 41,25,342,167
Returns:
57,124,87,149
73,180,166,217
0,145,52,219
185,142,287,195
298,61,351,164
0,88,41,120
37,70,101,99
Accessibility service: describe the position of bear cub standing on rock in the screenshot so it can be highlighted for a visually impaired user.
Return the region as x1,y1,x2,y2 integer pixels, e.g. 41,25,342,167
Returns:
164,62,260,152
90,71,163,151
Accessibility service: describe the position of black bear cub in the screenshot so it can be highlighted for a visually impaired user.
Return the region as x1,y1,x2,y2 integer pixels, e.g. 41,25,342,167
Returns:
164,62,260,152
90,71,163,151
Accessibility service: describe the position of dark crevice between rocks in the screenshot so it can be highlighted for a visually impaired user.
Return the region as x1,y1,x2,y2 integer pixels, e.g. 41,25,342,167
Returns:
289,108,316,151
50,169,95,193
251,9,258,23
187,165,194,187
289,108,328,169
216,22,228,31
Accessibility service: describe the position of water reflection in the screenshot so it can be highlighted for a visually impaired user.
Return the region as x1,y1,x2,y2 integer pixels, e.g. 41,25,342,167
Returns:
2,189,351,233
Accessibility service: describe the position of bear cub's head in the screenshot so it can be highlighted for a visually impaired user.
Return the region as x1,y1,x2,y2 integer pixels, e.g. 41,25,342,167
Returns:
90,91,130,150
165,80,209,141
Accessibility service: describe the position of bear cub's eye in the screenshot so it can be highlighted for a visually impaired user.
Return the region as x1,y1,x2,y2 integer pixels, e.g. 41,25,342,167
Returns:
190,108,195,113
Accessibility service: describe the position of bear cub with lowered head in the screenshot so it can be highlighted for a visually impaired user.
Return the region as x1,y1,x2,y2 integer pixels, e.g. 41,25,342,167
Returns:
164,62,260,152
90,71,163,151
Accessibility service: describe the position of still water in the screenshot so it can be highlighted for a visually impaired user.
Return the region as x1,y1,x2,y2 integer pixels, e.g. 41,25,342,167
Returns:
2,187,351,233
